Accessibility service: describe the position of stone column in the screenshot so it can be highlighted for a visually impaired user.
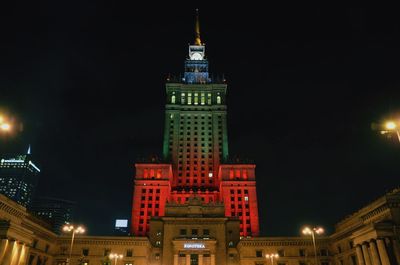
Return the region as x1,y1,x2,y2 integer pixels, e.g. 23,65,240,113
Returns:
21,246,30,265
17,245,28,265
392,239,400,265
376,239,390,265
369,241,381,265
362,244,372,265
356,245,366,265
198,254,203,265
173,254,178,265
11,243,22,265
0,239,9,264
186,254,191,265
3,240,17,265
211,254,215,265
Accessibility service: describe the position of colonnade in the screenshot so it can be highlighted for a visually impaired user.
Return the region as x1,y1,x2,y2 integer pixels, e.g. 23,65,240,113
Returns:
355,238,400,265
0,239,30,265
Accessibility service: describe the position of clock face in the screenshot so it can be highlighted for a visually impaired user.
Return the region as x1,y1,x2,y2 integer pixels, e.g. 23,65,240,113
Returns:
190,52,203,60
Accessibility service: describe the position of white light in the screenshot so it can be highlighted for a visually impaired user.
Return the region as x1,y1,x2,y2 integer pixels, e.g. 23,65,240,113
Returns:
115,219,128,227
184,243,205,249
208,173,213,178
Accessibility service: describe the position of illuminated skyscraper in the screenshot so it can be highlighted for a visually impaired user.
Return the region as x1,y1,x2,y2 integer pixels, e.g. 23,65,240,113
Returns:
0,146,40,207
131,14,259,237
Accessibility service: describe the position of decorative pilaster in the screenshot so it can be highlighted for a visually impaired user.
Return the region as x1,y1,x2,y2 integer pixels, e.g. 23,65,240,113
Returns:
186,254,190,265
211,254,215,265
173,254,178,265
199,254,203,265
376,239,390,265
356,245,366,265
362,244,372,265
369,241,381,265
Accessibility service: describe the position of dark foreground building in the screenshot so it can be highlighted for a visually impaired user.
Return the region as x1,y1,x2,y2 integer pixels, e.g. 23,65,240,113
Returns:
30,197,76,234
0,189,399,265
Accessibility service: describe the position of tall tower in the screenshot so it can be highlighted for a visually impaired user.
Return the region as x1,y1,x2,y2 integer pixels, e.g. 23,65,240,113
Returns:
0,146,40,208
131,13,259,237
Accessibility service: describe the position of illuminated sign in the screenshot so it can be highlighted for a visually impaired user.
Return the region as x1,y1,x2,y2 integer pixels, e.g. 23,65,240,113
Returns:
184,243,205,249
115,219,128,228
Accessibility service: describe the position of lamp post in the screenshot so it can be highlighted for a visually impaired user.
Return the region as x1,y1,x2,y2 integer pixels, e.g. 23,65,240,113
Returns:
265,253,279,265
302,226,324,265
379,120,400,143
109,253,123,265
63,224,85,265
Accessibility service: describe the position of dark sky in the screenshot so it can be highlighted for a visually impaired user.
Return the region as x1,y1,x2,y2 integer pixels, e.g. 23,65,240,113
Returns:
1,5,400,236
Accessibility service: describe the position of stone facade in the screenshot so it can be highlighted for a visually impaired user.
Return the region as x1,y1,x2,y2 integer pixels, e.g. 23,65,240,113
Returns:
0,189,399,265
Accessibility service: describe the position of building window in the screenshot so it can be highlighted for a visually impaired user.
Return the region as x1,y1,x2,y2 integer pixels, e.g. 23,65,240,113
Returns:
300,262,306,265
278,249,285,257
180,229,187,236
256,250,263,257
217,96,221,104
321,262,329,265
126,249,133,257
320,249,328,256
349,241,354,249
203,229,210,236
201,93,205,105
32,239,38,248
82,248,89,256
156,241,161,246
45,244,49,253
351,255,357,265
155,253,160,260
192,229,198,236
299,249,306,257
337,245,342,253
104,249,111,256
188,93,192,105
171,95,176,104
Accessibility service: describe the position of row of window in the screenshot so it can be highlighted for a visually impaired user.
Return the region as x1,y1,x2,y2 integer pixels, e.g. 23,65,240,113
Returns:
179,228,210,236
76,248,133,257
230,189,249,194
255,249,329,258
170,92,222,105
141,189,161,193
255,262,329,265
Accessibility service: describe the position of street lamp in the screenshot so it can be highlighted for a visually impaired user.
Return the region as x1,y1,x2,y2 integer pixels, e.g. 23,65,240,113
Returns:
379,120,400,142
265,253,279,265
0,115,12,133
63,224,85,265
302,226,324,265
109,253,123,265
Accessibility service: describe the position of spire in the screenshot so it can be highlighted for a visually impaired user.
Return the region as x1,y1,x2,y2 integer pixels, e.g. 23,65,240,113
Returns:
27,144,31,155
194,9,202,45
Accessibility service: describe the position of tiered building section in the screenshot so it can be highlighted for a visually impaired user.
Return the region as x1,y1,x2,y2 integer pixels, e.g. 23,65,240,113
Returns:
131,16,259,237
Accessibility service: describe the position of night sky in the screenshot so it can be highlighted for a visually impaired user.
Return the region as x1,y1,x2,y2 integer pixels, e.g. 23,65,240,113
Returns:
1,5,400,236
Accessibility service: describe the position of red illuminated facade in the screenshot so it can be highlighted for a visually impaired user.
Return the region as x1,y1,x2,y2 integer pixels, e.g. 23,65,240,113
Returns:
131,20,259,236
